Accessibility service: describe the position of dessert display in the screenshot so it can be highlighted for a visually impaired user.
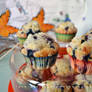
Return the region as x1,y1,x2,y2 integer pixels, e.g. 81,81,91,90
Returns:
67,30,92,74
0,6,90,92
55,21,77,42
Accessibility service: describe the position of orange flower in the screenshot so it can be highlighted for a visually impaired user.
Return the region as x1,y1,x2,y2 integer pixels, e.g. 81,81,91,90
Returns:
32,8,54,32
0,10,18,37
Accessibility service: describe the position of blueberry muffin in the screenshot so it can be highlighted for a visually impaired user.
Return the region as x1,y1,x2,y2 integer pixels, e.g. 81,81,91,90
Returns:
40,80,71,92
67,30,92,74
55,21,77,42
51,55,76,85
72,75,92,92
74,74,92,92
21,32,59,70
16,20,41,45
51,55,74,77
72,81,86,92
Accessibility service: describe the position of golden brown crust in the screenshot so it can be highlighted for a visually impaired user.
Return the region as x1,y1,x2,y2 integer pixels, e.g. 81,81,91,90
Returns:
51,55,74,77
55,21,77,34
67,29,92,61
21,42,59,57
34,42,59,57
23,32,59,57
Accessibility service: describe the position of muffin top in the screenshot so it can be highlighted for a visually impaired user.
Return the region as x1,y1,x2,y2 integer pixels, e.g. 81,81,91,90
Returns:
40,80,70,92
16,20,40,38
22,32,59,57
51,55,74,77
67,30,92,61
55,21,77,34
72,79,92,92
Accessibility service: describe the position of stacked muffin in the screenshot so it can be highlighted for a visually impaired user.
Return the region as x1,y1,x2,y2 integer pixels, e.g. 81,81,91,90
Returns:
16,20,41,45
67,30,92,75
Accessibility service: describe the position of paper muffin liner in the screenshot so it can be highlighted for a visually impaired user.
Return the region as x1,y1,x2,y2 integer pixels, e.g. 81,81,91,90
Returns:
69,55,92,75
29,53,58,70
18,37,26,45
55,33,76,42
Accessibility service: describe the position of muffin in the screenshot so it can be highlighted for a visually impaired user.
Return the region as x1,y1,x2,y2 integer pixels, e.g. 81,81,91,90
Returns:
51,55,76,85
72,74,92,92
55,21,77,42
51,55,74,77
40,80,71,92
21,32,59,70
72,81,86,92
67,30,92,74
16,20,41,45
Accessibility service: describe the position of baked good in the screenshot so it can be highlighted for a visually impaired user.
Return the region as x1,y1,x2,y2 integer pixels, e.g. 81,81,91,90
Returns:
40,80,71,92
72,81,86,92
21,32,59,69
55,21,77,42
51,55,76,85
51,55,74,77
67,30,92,74
72,74,92,92
16,20,40,45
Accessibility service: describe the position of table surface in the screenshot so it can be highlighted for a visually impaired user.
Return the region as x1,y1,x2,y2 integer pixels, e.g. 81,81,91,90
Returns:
0,0,92,92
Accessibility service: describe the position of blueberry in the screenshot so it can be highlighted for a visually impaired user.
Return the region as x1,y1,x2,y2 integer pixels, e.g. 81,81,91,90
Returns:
27,29,34,36
65,26,69,31
18,70,21,73
78,65,87,74
33,36,37,39
81,40,85,43
83,54,90,61
35,30,40,33
50,45,55,49
72,48,76,59
47,38,53,42
85,35,88,41
88,81,91,84
72,84,78,87
61,87,64,90
90,32,92,34
78,84,84,89
27,50,34,57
